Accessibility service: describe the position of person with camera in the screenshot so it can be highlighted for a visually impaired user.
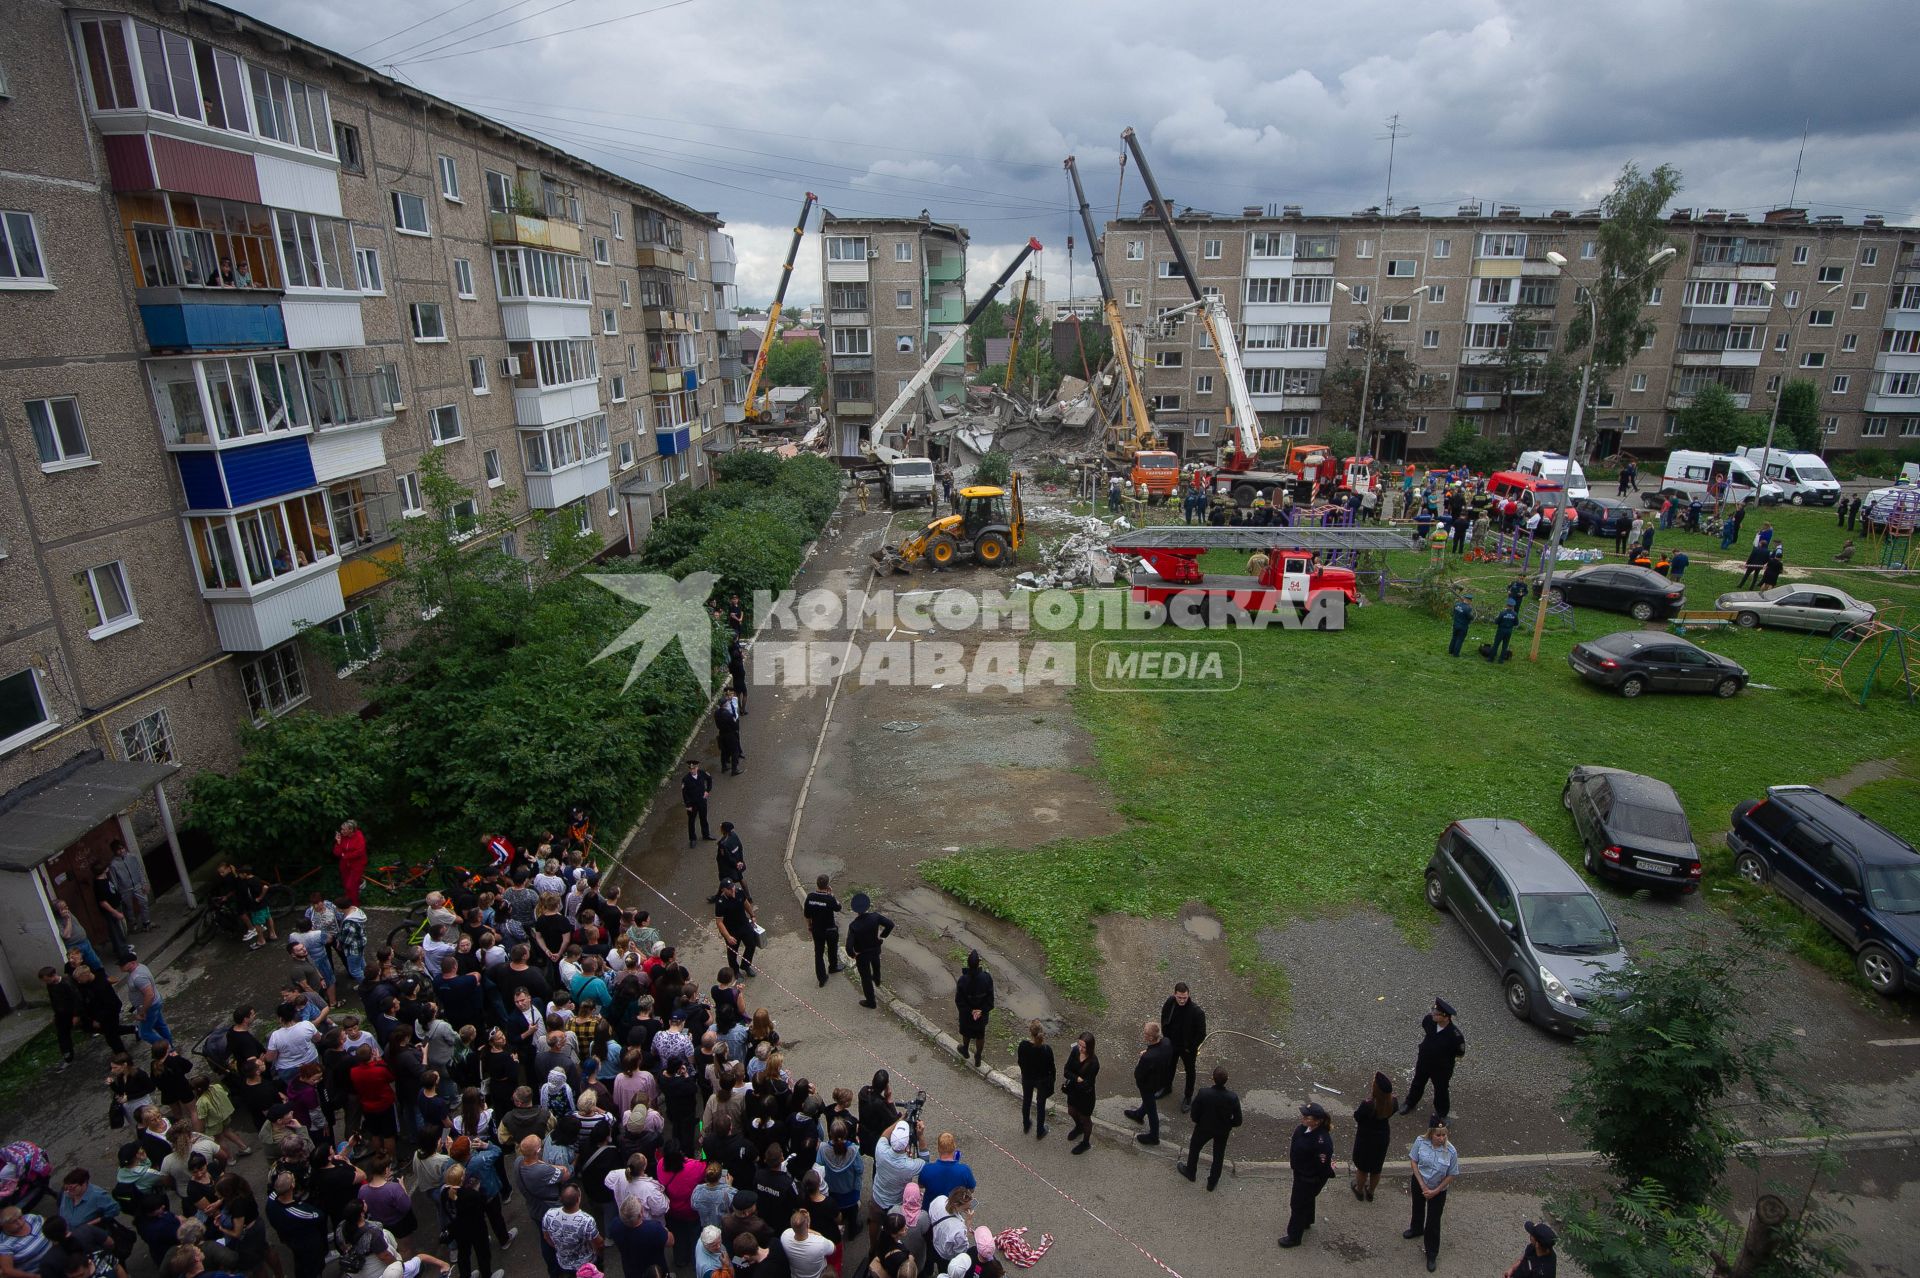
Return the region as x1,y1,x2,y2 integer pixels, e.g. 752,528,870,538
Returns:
866,1118,926,1258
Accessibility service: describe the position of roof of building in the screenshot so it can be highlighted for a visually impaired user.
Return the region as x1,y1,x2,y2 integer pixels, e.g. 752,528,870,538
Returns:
185,0,720,227
982,338,1013,365
768,386,814,404
0,754,179,872
820,211,968,246
1107,203,1908,232
782,327,820,341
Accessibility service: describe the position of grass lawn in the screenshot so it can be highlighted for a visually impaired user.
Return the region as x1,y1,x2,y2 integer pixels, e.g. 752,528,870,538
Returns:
926,504,1920,1008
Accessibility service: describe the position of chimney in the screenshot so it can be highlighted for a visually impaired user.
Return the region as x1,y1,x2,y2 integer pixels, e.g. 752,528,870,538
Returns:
1763,207,1807,224
1864,215,1886,228
1669,208,1693,222
1549,209,1572,219
1281,204,1303,219
1496,204,1521,218
1242,205,1263,218
1456,201,1481,217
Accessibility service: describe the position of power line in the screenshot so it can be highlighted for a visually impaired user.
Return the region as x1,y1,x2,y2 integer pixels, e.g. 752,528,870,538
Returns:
350,0,486,57
387,0,584,65
394,0,701,65
371,0,548,64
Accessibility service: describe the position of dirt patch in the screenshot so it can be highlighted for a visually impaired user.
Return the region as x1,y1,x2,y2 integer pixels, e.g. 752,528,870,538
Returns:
1823,757,1909,797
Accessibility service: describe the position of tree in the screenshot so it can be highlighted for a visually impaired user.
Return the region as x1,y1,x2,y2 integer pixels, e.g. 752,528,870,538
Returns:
763,337,825,397
1565,162,1685,381
1773,379,1822,452
1675,383,1764,453
1320,322,1431,445
187,713,392,872
1491,304,1583,453
1433,418,1505,474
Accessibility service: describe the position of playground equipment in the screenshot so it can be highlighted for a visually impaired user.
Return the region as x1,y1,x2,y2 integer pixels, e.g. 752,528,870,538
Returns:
1804,608,1917,707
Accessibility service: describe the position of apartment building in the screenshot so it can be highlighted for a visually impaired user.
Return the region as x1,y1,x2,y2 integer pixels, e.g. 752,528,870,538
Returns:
0,0,729,1007
818,213,967,458
1104,202,1919,463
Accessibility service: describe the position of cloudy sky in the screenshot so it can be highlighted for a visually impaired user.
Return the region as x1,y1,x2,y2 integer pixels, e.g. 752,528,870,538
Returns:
245,0,1920,309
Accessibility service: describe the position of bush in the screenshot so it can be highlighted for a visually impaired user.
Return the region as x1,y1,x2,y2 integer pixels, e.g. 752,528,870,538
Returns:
974,450,1012,487
672,508,808,614
1433,419,1504,474
188,712,392,871
715,449,782,487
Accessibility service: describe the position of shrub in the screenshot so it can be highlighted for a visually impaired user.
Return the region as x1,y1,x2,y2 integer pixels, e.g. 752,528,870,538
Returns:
1433,419,1504,474
673,507,807,613
974,450,1012,487
714,449,782,487
188,712,392,871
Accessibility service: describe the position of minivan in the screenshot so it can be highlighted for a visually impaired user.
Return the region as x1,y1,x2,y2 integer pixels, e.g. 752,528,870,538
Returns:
1424,819,1631,1034
1737,448,1841,506
1516,450,1589,501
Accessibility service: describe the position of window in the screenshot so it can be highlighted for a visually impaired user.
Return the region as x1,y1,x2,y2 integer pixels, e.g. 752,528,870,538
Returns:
1194,374,1214,394
628,345,637,370
1246,278,1287,304
453,258,475,298
1864,417,1887,437
1157,260,1181,279
1203,239,1222,259
1382,303,1412,323
592,236,610,265
1581,240,1598,260
1832,375,1850,394
1149,395,1180,411
1153,350,1183,368
482,448,503,487
244,64,331,153
392,191,430,235
1792,245,1809,265
1386,258,1417,277
492,246,592,302
1192,418,1211,437
893,241,913,263
240,644,306,721
1799,352,1825,368
374,363,401,408
1466,323,1511,349
398,471,423,514
619,279,631,307
1884,329,1920,354
1124,287,1141,307
1354,238,1374,259
119,708,173,764
1647,285,1663,305
410,302,446,341
609,374,626,402
485,170,514,213
602,308,618,335
1775,332,1790,351
1475,277,1515,305
1623,414,1640,434
1285,276,1331,304
1824,416,1841,435
1906,418,1920,437
1346,283,1371,304
1898,285,1920,311
831,327,872,356
611,210,623,240
896,335,914,354
1808,309,1835,326
354,246,382,294
467,357,489,394
0,211,49,286
429,403,463,443
1765,374,1781,392
883,288,906,310
79,561,139,637
824,236,868,261
1124,240,1144,261
1478,232,1525,258
273,210,353,289
1862,247,1879,267
1631,373,1648,391
1816,267,1842,285
1279,415,1312,437
1843,333,1858,352
434,154,460,202
1409,414,1428,435
323,605,380,677
0,668,55,752
1433,237,1451,258
25,397,92,468
1881,372,1920,397
1427,284,1446,304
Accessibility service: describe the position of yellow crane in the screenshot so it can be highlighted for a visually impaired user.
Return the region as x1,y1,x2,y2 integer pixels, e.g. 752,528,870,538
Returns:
1064,155,1155,460
1002,271,1033,392
742,191,816,423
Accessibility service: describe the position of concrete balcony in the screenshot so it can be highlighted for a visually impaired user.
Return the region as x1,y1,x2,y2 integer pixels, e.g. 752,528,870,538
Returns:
514,380,602,428
636,244,686,272
926,251,964,283
488,211,583,255
207,559,345,653
650,368,700,393
281,293,366,351
824,260,869,284
831,354,873,372
137,288,286,352
835,400,875,417
709,261,736,286
719,356,744,379
723,402,745,424
643,307,691,333
500,297,593,343
926,298,964,325
1455,393,1502,410
308,373,398,483
525,454,612,509
714,308,739,330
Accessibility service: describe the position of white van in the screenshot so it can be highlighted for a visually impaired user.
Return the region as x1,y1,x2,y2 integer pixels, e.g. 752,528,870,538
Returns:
1516,450,1589,500
1658,450,1783,506
1737,448,1841,506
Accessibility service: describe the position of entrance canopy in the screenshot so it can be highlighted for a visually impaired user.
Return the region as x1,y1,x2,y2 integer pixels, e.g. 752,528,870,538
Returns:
0,758,178,871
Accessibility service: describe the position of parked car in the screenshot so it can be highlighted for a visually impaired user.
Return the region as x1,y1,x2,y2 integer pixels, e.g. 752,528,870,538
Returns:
1861,485,1919,536
1569,496,1635,538
1568,632,1749,699
1424,818,1631,1034
1562,766,1702,893
1540,563,1684,621
1714,584,1877,636
1727,785,1920,996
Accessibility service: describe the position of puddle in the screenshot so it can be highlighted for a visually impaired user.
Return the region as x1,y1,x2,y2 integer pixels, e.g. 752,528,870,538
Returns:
1182,910,1224,941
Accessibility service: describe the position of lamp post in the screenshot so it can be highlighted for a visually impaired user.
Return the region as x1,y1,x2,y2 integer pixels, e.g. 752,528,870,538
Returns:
1756,277,1846,493
1335,282,1429,457
1527,245,1678,662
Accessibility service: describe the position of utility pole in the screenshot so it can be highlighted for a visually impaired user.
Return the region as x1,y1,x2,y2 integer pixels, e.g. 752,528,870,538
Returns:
1380,114,1409,215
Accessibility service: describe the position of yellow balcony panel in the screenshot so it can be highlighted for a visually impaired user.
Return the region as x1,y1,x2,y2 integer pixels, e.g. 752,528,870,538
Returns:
338,546,402,597
488,212,584,255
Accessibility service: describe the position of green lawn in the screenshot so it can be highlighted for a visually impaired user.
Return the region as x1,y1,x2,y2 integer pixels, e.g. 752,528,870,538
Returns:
926,505,1920,1007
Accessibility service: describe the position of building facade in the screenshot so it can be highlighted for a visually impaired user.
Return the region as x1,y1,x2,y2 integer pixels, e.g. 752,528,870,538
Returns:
1103,203,1919,463
818,213,967,458
0,0,730,1004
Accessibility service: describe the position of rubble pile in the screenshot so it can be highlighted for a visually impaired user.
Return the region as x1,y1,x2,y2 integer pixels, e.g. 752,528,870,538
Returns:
1013,526,1148,591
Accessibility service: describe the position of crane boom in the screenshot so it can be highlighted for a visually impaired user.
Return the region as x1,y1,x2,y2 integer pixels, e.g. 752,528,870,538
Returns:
743,191,816,422
1120,128,1261,469
1065,155,1154,455
865,237,1042,462
1002,271,1033,391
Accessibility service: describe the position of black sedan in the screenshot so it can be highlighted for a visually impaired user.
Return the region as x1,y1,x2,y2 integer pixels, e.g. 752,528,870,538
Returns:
1570,496,1635,538
1562,765,1703,893
1540,563,1684,621
1568,631,1749,699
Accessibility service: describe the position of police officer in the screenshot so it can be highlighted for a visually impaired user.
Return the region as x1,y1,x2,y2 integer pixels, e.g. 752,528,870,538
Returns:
1402,998,1466,1119
1504,1221,1557,1278
680,760,713,846
846,893,894,1009
1277,1102,1335,1248
803,874,842,988
1178,1066,1242,1191
1448,594,1474,657
1489,601,1519,663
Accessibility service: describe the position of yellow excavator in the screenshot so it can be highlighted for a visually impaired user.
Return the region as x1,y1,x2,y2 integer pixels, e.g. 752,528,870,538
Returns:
873,474,1024,573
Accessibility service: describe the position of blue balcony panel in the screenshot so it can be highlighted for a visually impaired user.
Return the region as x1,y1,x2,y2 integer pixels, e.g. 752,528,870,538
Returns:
656,426,691,456
175,436,316,511
139,301,287,352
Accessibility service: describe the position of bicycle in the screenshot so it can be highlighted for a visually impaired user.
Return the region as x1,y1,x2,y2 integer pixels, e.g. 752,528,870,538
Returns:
189,878,296,947
363,850,485,950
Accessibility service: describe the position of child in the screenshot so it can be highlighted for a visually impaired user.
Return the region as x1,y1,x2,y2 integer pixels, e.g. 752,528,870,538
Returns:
192,1073,252,1161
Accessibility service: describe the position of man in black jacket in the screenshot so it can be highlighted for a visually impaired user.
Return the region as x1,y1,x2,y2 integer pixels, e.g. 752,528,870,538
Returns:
1403,998,1467,1119
803,875,843,988
1277,1102,1334,1248
1124,1021,1176,1145
727,636,748,714
716,823,748,893
1179,1066,1242,1190
681,761,713,846
1158,982,1209,1112
845,893,893,1009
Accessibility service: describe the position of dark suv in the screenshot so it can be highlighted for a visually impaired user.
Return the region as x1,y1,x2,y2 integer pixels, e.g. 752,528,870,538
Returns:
1424,819,1631,1035
1728,786,1920,996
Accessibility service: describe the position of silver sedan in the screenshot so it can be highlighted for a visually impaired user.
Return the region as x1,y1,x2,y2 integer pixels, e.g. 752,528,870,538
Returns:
1715,584,1877,635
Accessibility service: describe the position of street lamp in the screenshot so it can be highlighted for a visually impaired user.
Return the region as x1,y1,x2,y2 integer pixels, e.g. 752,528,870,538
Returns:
1756,277,1846,491
1526,244,1678,662
1335,282,1429,457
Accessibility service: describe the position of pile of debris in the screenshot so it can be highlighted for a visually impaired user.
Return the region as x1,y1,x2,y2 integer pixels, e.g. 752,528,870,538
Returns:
1014,526,1148,591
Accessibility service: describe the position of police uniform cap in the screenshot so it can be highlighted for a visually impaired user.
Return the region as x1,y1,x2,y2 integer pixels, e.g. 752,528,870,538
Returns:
1434,997,1457,1017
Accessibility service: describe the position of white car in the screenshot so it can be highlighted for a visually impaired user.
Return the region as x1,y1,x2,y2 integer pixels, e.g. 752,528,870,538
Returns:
1714,584,1877,636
